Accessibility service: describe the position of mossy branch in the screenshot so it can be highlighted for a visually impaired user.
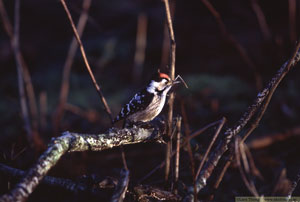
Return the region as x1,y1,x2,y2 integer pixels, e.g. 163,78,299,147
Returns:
0,122,166,202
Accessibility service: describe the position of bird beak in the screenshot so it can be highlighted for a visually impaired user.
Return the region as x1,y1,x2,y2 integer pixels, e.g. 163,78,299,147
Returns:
171,80,181,85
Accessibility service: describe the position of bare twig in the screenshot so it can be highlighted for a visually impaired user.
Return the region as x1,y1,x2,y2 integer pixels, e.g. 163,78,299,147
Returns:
195,117,226,180
235,137,259,197
162,0,176,184
174,117,182,194
120,147,129,171
287,169,300,199
247,126,300,149
0,122,166,202
201,0,262,90
242,41,300,142
192,117,225,201
133,13,147,84
208,154,233,201
138,119,221,184
0,0,39,138
289,0,297,44
64,103,100,123
244,144,264,180
250,0,272,41
179,101,195,187
111,169,129,202
60,0,113,122
184,41,300,201
39,92,47,130
54,0,92,132
13,0,30,139
12,0,43,150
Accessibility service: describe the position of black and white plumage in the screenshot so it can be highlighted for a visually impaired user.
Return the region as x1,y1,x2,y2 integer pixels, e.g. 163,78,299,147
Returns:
112,72,174,124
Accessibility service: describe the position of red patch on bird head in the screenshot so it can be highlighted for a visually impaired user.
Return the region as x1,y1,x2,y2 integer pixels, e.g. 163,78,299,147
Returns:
159,73,170,80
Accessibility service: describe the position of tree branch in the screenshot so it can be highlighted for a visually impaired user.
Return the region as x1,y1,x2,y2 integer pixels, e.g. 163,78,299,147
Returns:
184,41,300,201
0,121,166,202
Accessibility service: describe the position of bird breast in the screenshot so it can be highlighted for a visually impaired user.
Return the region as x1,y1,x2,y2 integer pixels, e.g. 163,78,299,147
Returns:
127,94,166,123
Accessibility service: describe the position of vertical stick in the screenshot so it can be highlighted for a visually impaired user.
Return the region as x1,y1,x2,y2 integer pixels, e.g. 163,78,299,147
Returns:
13,0,42,149
174,117,181,194
162,0,176,184
250,0,272,41
0,0,39,135
39,92,47,131
14,0,30,137
133,13,147,84
289,0,297,44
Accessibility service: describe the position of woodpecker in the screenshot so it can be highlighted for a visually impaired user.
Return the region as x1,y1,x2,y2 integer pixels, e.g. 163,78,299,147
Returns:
112,71,177,125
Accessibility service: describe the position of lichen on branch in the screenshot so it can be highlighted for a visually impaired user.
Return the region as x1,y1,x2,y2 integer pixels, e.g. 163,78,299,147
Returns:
0,121,166,202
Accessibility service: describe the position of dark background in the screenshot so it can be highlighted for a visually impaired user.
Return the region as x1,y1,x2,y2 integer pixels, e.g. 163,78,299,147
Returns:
0,0,300,201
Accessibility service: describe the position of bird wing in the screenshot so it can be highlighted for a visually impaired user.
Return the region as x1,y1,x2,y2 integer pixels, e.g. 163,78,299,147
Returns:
112,89,153,123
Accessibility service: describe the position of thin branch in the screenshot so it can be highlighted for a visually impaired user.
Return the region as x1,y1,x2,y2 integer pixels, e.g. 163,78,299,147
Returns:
110,169,129,202
184,41,300,201
138,119,221,184
247,126,300,150
133,13,147,84
0,122,166,202
180,100,197,198
64,103,100,123
207,154,233,201
242,41,300,142
163,0,176,184
235,137,259,197
54,0,92,132
39,92,47,130
250,0,272,41
12,0,43,149
201,0,262,90
287,169,300,199
60,0,113,122
0,0,40,145
195,117,226,179
289,0,297,44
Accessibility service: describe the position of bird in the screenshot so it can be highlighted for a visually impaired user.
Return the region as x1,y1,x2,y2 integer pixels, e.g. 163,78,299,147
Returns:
112,71,178,126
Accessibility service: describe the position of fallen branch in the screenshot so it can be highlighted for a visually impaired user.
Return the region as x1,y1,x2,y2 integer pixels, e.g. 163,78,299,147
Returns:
0,163,107,196
0,121,166,202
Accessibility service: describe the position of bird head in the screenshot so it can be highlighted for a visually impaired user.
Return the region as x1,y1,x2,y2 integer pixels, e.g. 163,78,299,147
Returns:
147,71,177,94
